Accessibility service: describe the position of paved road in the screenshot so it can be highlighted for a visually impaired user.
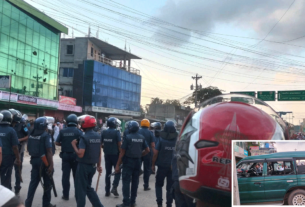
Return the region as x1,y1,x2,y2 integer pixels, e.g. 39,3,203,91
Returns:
13,148,175,207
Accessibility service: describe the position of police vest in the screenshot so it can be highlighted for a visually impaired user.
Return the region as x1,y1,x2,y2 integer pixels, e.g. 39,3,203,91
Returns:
138,127,154,149
0,125,18,155
156,138,176,167
13,122,28,140
125,133,145,159
77,130,101,165
28,131,49,157
102,129,120,155
59,127,81,152
154,130,161,146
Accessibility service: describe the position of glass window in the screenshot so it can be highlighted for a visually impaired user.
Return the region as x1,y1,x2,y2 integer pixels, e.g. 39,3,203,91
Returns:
237,162,264,178
296,159,305,174
63,68,74,77
67,45,73,54
267,161,294,176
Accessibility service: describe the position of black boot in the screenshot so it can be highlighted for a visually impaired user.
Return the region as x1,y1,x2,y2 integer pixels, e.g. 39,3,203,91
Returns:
105,192,110,197
62,196,69,200
111,186,119,197
144,187,151,191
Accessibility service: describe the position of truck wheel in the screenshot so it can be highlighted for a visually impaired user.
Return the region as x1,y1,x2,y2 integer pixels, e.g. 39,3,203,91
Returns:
288,189,305,205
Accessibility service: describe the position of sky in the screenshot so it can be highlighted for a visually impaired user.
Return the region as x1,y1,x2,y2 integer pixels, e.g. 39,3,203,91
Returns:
275,142,305,152
23,0,305,125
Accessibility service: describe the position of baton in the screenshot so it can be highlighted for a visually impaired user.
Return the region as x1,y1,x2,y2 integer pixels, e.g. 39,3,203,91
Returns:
41,154,57,197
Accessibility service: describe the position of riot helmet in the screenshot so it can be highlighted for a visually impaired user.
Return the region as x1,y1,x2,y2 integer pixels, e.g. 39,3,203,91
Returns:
128,121,139,133
0,110,12,125
8,109,22,123
33,117,48,131
78,115,96,129
154,122,162,130
140,119,150,127
163,121,176,133
66,114,78,126
107,117,118,129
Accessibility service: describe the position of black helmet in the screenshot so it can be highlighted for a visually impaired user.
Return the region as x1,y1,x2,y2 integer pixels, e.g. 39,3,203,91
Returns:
8,109,22,123
34,117,48,131
0,110,13,125
66,114,78,126
107,117,118,129
128,121,139,133
154,122,162,130
164,121,176,133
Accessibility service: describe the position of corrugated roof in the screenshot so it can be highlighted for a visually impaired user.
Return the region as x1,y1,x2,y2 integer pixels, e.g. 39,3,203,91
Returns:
88,37,141,60
7,0,68,34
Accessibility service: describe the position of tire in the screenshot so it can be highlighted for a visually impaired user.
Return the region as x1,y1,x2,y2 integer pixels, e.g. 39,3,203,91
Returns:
288,189,305,205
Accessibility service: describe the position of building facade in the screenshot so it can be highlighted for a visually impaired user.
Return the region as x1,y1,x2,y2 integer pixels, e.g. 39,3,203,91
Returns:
0,0,68,119
59,37,142,122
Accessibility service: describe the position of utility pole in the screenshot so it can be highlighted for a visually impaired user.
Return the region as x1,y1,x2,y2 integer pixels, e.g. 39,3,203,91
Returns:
33,75,42,97
191,74,202,107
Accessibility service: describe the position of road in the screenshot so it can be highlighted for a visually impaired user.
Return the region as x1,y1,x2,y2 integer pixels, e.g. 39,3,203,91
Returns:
14,148,175,207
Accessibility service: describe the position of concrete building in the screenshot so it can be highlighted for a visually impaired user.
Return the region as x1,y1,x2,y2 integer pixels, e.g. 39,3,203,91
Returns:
59,37,142,123
0,0,69,119
234,142,249,163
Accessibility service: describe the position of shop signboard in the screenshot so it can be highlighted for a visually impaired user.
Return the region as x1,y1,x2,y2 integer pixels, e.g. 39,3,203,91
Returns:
0,91,17,102
18,95,37,105
59,95,76,106
250,146,259,150
244,150,248,156
92,106,141,116
234,144,239,152
58,103,82,112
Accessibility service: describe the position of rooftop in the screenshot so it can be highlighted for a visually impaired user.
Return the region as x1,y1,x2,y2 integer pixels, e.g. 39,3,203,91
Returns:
63,37,141,60
7,0,68,34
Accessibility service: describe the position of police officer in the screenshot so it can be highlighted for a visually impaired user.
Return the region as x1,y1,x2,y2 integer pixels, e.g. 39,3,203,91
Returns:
152,121,177,207
55,114,82,200
152,122,162,147
138,119,155,191
122,121,130,141
45,117,56,155
25,117,55,207
9,109,29,195
102,117,122,197
71,115,104,207
115,121,150,207
0,110,21,190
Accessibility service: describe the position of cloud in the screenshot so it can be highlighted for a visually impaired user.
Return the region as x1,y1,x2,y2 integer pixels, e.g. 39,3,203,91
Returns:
153,0,305,49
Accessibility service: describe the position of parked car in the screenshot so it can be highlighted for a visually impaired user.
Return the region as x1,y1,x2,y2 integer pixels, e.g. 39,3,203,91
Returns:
237,151,305,205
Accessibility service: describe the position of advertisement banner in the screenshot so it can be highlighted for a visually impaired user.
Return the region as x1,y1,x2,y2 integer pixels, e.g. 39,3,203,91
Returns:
0,76,11,88
37,98,59,108
59,95,76,106
234,145,239,152
58,103,82,112
18,95,37,105
250,146,259,150
92,106,141,116
1,91,17,102
244,150,248,156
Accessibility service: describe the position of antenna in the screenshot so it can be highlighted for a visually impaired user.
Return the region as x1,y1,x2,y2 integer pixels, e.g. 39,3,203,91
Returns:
96,26,99,39
72,27,74,38
125,40,126,51
88,25,91,37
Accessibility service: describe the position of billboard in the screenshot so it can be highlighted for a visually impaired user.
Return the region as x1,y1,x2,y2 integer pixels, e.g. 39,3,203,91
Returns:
59,95,76,106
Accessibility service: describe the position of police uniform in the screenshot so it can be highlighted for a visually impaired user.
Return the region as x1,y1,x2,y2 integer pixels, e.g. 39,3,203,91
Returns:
0,125,19,190
56,126,82,199
155,136,177,207
101,128,122,194
154,129,161,149
25,131,53,207
138,127,155,189
121,132,148,206
75,129,104,207
13,121,29,193
172,150,195,207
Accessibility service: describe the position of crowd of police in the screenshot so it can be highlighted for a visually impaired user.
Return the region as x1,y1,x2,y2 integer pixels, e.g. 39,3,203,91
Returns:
0,109,196,207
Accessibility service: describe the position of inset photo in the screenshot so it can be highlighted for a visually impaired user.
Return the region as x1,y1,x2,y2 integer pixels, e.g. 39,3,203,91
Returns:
233,141,305,206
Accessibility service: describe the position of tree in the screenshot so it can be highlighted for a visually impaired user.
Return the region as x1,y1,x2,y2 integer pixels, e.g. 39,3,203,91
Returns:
184,86,223,105
150,97,163,105
140,105,145,114
164,99,181,107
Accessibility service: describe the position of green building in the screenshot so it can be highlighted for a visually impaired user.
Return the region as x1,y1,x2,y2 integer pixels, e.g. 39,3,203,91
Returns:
0,0,68,118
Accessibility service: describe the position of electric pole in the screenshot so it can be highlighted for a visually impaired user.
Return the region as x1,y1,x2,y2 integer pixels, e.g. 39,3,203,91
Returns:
190,74,202,107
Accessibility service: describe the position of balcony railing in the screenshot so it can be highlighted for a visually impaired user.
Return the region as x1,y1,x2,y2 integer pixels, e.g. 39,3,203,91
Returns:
87,53,140,75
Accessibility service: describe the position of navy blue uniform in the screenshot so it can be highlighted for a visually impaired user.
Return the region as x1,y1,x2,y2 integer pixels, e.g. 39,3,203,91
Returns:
154,130,161,148
57,126,82,199
138,127,155,188
121,132,148,206
155,137,176,207
75,129,104,207
101,128,122,193
0,125,19,190
13,122,29,193
172,150,195,207
25,131,53,207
